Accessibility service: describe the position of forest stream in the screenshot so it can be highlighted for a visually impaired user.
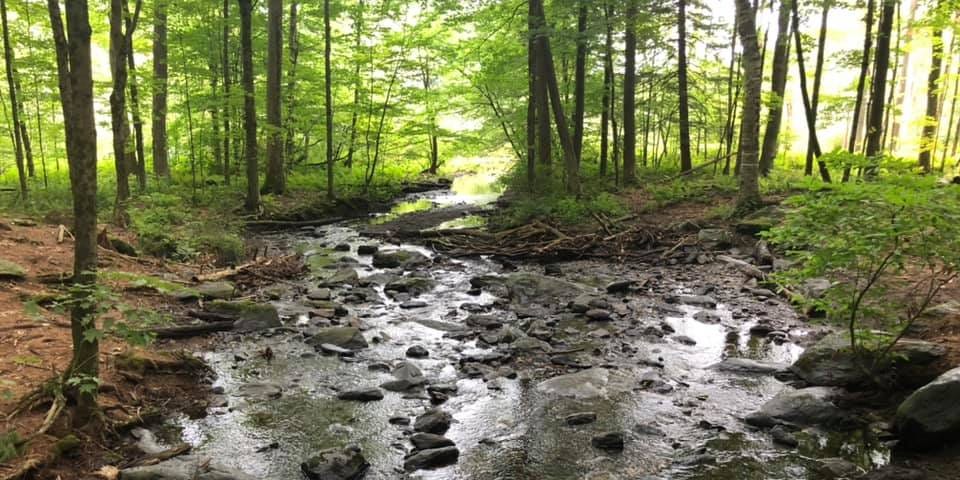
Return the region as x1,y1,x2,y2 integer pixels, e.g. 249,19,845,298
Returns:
129,179,889,480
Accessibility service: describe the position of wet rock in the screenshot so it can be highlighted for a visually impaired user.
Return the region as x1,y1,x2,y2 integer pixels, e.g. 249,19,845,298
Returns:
717,255,765,279
565,412,598,425
471,273,589,305
385,276,437,296
400,300,428,309
550,355,592,369
678,453,716,466
673,335,697,346
334,243,351,252
389,416,410,425
537,368,609,399
710,358,788,375
0,258,27,280
414,408,453,434
585,309,612,321
817,458,862,478
237,382,283,401
307,288,332,301
790,333,947,389
307,327,369,351
381,361,426,391
770,425,798,447
664,294,717,308
300,446,370,480
697,228,734,247
357,245,379,255
121,456,258,480
318,343,355,356
206,300,281,331
745,387,857,430
337,388,384,402
860,466,926,480
403,446,460,471
748,322,776,336
459,302,489,313
414,319,472,333
544,264,563,276
693,310,722,324
410,432,455,450
510,336,553,353
465,314,503,330
319,267,360,287
895,366,960,450
606,280,638,294
591,432,625,451
406,345,429,358
372,250,430,269
735,205,785,235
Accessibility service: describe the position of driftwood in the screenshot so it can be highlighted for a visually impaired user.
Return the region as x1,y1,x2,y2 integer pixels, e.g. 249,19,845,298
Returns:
150,321,234,339
191,261,258,282
124,443,192,468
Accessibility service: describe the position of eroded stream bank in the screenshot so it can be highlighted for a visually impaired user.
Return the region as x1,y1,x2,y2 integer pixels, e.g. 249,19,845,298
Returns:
123,185,895,480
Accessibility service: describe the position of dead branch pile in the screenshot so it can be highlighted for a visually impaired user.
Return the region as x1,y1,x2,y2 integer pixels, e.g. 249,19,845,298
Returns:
397,219,666,260
192,254,306,287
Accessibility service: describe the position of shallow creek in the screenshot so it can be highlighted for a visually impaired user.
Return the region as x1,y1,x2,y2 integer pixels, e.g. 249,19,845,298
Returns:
156,182,888,479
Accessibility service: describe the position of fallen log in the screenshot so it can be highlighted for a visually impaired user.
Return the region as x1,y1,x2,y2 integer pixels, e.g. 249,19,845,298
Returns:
150,321,234,339
245,217,347,230
125,443,192,468
191,261,257,283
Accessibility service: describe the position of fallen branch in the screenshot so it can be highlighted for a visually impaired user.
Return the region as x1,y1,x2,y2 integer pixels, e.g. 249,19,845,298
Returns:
149,321,234,339
245,217,347,230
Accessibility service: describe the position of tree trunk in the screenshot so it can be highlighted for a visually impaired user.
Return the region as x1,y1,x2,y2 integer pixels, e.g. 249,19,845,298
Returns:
110,0,131,212
238,0,260,211
532,1,551,169
125,0,145,191
262,0,284,195
324,0,334,199
623,0,637,184
918,0,944,173
882,1,901,151
15,77,34,179
791,0,831,183
284,1,300,170
758,0,791,176
151,0,169,179
941,50,960,171
734,0,762,211
678,0,692,173
1,0,27,199
572,1,587,162
844,0,876,181
599,1,614,177
346,1,363,169
222,0,232,184
889,0,918,152
802,1,830,179
47,0,99,426
864,0,896,166
526,0,536,187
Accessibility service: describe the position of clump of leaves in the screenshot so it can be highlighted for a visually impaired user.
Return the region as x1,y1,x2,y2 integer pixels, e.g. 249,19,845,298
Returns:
0,431,24,463
765,180,960,386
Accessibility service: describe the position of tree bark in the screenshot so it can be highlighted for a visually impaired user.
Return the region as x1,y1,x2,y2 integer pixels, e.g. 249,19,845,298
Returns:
735,0,762,211
284,2,300,170
889,0,918,152
126,0,145,191
791,0,831,183
844,0,876,181
572,1,587,162
678,0,692,173
531,1,551,168
1,0,27,199
526,0,536,187
262,0,285,195
803,1,830,179
151,0,169,179
623,0,637,184
238,0,260,211
758,0,791,176
222,0,232,184
324,0,334,198
599,1,614,177
346,1,363,169
15,77,34,179
918,0,944,173
47,0,99,426
109,0,131,211
864,0,896,166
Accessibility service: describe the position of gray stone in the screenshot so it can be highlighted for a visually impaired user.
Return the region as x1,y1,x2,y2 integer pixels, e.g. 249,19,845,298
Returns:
382,361,426,391
410,433,455,450
403,446,459,472
665,295,717,308
385,276,437,296
770,425,798,447
372,250,430,269
510,336,553,353
697,228,734,247
307,288,332,301
895,366,960,450
817,458,861,478
591,432,625,451
414,408,452,434
337,388,384,402
673,335,697,346
585,309,612,321
471,273,589,305
790,333,947,389
465,314,503,329
237,382,283,400
307,327,369,351
205,300,281,331
536,368,609,399
319,267,360,287
745,387,857,430
711,358,788,375
120,456,258,480
301,446,370,480
357,245,379,255
693,310,722,324
735,206,785,235
406,345,430,358
0,258,26,280
565,412,598,425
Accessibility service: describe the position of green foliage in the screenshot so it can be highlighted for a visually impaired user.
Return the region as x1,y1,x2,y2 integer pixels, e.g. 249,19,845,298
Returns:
765,179,960,380
128,192,244,264
0,431,24,464
500,191,627,227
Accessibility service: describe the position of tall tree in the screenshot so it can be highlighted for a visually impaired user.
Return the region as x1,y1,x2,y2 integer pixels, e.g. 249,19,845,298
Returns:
918,0,945,173
735,0,762,210
623,0,637,184
125,2,145,190
803,0,830,178
791,0,832,182
109,0,132,211
262,0,285,195
889,0,919,152
678,0,692,173
844,0,876,181
46,0,99,425
324,0,334,198
284,1,300,169
572,1,587,161
864,0,896,165
151,0,169,179
1,0,27,199
599,1,614,177
222,0,233,184
526,0,536,187
239,0,260,211
758,0,792,176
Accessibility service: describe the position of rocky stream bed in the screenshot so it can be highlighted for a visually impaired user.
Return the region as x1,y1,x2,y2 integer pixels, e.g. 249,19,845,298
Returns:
117,187,955,480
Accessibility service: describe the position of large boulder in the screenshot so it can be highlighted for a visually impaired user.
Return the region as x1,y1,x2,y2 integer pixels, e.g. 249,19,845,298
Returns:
0,258,26,280
372,250,430,269
319,268,360,287
384,276,436,296
745,387,858,430
300,446,370,480
403,446,459,471
790,333,947,389
471,273,589,305
381,361,426,391
710,358,788,375
121,456,257,480
895,366,960,450
206,300,281,331
306,327,369,351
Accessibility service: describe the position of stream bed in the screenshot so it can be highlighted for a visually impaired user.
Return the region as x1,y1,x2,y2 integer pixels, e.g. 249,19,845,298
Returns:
145,183,889,479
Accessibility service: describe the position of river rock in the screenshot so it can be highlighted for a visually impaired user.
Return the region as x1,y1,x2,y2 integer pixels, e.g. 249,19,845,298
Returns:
697,228,734,247
710,358,788,375
470,272,589,305
735,205,785,235
406,345,430,358
300,446,370,480
536,368,609,399
306,327,369,351
381,361,426,391
0,258,26,280
385,276,437,296
372,250,430,269
790,333,947,389
664,295,717,308
591,432,625,451
206,300,281,331
410,432,455,450
307,288,332,301
585,309,612,321
606,280,637,294
693,310,722,324
860,466,926,480
673,335,697,346
237,382,283,401
745,387,857,430
414,408,452,434
465,314,503,329
770,425,798,447
895,366,960,450
565,412,598,425
319,267,360,287
337,388,384,402
510,336,553,353
403,446,460,471
121,456,258,480
817,458,861,478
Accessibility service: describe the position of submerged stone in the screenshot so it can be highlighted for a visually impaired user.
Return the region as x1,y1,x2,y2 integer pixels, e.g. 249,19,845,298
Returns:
300,446,370,480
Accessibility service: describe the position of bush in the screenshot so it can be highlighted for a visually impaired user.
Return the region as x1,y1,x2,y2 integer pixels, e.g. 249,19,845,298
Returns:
765,179,960,386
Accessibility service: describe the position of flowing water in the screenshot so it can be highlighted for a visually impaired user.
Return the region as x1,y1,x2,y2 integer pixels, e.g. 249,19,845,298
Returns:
155,175,888,479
